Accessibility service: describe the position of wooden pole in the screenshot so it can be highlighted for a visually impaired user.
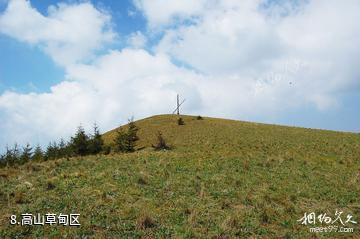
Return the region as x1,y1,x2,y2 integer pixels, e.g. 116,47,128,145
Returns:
177,94,180,115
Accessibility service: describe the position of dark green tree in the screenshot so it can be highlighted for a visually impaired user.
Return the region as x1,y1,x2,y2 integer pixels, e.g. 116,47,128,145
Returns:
52,142,59,159
70,125,90,156
13,143,20,162
58,138,69,158
0,153,5,167
1,144,20,166
45,142,57,160
44,143,52,160
4,146,13,166
20,143,32,164
128,118,139,143
114,118,139,153
89,123,104,154
114,128,128,152
6,144,20,166
32,145,44,161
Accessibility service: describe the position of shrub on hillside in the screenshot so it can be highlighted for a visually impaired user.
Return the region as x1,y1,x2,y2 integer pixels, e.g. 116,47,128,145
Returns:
196,115,203,120
114,129,128,152
152,131,171,151
45,142,59,160
5,144,20,166
0,143,34,167
114,118,139,153
0,155,5,167
177,117,185,125
0,122,107,167
70,126,90,156
88,123,104,155
102,145,111,155
20,144,32,164
32,145,44,161
57,139,67,158
128,118,139,144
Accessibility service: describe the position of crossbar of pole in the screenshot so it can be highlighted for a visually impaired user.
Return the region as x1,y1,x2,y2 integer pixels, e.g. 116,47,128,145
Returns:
172,99,185,114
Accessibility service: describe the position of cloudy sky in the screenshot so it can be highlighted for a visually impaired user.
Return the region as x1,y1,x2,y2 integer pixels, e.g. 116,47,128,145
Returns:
0,0,359,149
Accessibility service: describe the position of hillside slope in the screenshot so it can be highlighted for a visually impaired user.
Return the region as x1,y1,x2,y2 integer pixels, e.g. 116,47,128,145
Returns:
104,114,360,159
0,114,359,238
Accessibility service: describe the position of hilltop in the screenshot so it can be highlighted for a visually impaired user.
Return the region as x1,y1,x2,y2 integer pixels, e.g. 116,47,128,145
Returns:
0,114,359,238
104,114,359,157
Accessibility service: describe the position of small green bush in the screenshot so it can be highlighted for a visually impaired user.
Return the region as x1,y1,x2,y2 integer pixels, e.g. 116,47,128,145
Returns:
152,131,171,151
177,117,185,125
114,118,139,153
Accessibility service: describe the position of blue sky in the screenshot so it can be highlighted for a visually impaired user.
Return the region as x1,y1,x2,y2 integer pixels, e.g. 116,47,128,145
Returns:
0,0,359,150
0,34,64,93
0,0,146,94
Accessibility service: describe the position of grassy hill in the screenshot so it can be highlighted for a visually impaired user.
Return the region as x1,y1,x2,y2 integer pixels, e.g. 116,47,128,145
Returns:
0,114,359,238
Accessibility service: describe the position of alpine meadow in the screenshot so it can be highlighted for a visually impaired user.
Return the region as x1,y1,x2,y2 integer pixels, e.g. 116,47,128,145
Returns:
1,0,360,238
0,115,359,238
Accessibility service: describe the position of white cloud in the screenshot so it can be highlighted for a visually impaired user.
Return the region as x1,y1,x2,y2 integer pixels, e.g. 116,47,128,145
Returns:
155,0,360,109
0,48,203,149
127,31,147,48
0,0,116,67
133,0,208,28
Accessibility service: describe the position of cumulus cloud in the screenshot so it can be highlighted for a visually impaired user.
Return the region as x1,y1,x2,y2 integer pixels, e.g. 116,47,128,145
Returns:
133,0,208,28
127,31,147,48
0,0,115,67
155,0,360,109
0,0,360,149
0,48,203,148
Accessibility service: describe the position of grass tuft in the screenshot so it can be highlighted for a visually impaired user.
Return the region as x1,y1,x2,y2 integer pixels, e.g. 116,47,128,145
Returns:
136,214,157,229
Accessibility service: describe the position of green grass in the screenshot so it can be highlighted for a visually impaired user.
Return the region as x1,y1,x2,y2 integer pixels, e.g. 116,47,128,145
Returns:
1,114,359,238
